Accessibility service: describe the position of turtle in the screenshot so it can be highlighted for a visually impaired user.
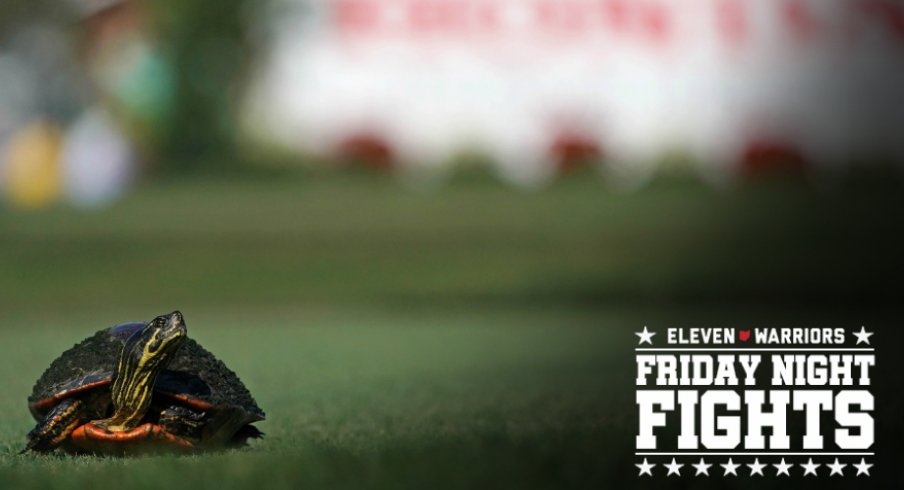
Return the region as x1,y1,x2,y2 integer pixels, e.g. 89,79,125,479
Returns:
24,311,265,454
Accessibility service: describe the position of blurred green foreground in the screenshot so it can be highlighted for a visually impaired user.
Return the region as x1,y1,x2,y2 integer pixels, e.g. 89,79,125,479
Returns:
0,172,902,489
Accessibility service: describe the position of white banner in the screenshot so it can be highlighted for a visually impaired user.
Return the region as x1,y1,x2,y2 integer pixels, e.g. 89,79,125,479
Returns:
244,0,904,185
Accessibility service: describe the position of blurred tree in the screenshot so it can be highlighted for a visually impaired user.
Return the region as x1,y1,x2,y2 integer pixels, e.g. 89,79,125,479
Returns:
0,1,65,34
149,0,257,172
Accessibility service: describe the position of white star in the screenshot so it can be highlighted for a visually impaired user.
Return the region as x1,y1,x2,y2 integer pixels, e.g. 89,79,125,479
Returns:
773,458,792,476
720,458,740,476
801,458,820,476
827,458,846,476
854,458,873,476
747,458,766,476
664,458,683,476
635,326,656,345
853,326,874,345
636,458,655,476
692,458,711,476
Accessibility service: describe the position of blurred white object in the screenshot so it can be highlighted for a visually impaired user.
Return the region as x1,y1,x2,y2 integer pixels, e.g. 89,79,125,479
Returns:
60,108,135,207
243,0,904,183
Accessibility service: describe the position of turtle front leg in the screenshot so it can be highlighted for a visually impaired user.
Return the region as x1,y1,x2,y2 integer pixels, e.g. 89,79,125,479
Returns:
23,398,87,453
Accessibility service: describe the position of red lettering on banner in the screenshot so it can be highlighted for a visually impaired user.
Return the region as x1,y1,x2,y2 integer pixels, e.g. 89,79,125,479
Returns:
328,0,904,51
335,0,382,33
409,1,469,34
782,0,820,43
600,0,630,35
638,3,672,46
474,2,499,32
535,1,590,35
717,0,748,49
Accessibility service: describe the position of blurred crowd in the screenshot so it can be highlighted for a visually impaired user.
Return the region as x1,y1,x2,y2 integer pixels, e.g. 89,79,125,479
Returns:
1,0,162,207
2,0,904,209
1,0,246,208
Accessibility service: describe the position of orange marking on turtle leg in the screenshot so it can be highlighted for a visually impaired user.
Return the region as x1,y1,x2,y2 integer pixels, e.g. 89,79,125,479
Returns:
47,418,83,447
70,422,194,453
156,391,217,411
24,398,85,452
149,425,195,449
87,422,155,441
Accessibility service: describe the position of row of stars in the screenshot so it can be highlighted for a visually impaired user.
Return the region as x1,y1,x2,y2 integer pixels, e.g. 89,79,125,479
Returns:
635,326,874,345
636,457,873,476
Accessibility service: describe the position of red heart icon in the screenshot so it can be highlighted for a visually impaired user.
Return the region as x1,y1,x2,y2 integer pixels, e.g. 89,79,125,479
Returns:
739,330,751,342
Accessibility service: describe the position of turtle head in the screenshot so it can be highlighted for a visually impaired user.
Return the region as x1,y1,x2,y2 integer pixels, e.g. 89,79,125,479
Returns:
100,311,188,431
141,311,187,358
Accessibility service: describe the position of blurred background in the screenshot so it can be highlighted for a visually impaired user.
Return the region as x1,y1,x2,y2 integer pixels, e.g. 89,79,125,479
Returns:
3,0,904,200
1,0,903,488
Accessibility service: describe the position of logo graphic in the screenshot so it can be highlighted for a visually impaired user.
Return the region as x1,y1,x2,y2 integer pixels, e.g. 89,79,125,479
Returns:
634,326,875,477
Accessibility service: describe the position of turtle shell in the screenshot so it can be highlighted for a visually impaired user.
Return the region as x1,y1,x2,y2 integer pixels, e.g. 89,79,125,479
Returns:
28,323,265,426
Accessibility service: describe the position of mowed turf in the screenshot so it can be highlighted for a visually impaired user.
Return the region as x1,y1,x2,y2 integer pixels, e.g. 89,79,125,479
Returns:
0,170,902,488
0,170,901,309
0,306,637,490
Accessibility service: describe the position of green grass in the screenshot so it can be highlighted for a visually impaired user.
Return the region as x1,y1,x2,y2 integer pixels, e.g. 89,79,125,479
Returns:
1,170,900,311
0,171,901,488
0,306,637,489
